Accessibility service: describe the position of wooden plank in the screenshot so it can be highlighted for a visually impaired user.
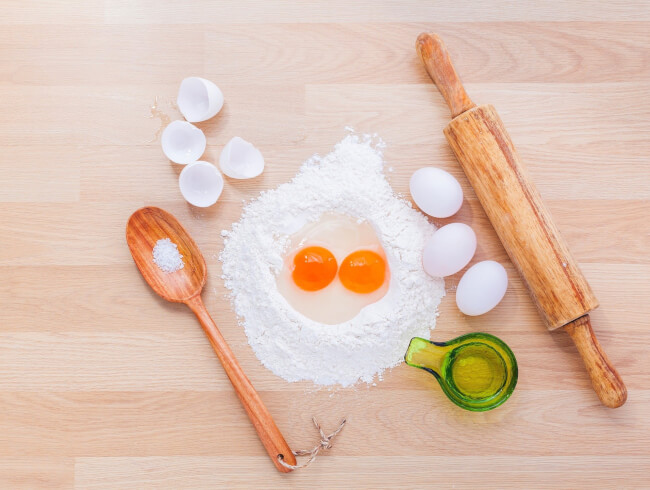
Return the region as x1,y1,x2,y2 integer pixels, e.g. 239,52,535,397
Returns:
304,82,650,147
72,144,650,201
0,199,646,265
0,458,73,489
0,86,305,146
0,25,204,86
0,284,647,390
0,147,80,203
1,261,647,337
0,1,105,24
202,23,650,84
102,1,650,24
0,391,648,458
1,82,647,149
74,455,650,489
1,23,648,87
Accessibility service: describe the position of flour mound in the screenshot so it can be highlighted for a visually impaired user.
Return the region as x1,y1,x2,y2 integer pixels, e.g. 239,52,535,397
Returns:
220,134,444,386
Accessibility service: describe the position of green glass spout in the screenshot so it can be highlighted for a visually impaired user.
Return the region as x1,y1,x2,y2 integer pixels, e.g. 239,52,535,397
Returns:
405,333,518,412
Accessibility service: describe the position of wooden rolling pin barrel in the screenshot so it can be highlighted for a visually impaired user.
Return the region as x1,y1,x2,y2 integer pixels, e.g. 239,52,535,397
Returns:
416,33,627,408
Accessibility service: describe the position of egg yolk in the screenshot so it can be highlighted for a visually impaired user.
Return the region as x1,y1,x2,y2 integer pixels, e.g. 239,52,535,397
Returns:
339,250,387,294
292,246,338,291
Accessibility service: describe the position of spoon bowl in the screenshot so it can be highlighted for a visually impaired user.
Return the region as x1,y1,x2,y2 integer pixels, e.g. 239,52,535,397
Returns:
125,206,296,472
127,207,206,302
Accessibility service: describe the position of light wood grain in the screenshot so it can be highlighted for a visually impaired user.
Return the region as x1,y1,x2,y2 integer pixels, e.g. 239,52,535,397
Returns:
73,455,650,489
0,0,649,488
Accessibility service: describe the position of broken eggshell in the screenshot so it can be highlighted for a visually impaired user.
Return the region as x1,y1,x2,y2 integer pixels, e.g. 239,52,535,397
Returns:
179,161,224,207
177,77,224,123
219,136,265,179
161,120,206,164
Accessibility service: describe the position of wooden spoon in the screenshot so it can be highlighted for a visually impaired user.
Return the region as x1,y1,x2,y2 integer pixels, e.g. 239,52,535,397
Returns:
126,206,296,472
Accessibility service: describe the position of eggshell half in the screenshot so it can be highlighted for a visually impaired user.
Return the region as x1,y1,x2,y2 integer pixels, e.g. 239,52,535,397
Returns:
219,136,265,179
177,77,224,123
161,120,206,164
179,161,224,207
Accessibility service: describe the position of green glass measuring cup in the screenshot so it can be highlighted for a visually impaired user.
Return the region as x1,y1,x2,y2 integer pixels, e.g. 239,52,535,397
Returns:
405,333,518,412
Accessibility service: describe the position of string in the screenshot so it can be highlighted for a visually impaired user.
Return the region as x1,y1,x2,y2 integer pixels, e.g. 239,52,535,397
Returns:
277,417,347,470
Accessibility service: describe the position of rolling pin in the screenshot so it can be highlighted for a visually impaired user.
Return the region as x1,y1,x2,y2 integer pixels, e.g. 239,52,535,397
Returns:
416,33,627,408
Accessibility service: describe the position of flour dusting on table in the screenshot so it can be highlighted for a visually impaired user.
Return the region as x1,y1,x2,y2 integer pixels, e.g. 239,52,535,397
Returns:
220,134,445,386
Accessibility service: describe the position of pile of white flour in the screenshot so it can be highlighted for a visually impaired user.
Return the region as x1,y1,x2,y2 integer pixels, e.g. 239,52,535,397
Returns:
220,134,445,386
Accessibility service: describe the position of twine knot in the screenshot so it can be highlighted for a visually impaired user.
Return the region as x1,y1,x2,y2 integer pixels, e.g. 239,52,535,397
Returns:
278,417,346,470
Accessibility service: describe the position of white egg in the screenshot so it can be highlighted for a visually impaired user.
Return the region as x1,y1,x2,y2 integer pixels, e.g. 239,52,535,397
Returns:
422,223,476,277
410,167,463,218
161,120,206,164
219,136,265,179
179,161,224,207
177,77,224,123
456,261,508,316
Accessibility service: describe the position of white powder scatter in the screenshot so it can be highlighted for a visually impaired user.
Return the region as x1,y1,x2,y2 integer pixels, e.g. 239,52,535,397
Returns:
220,133,445,387
153,238,184,273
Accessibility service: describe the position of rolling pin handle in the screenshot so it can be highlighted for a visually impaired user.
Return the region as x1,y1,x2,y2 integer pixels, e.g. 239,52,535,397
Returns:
416,33,476,118
564,315,627,408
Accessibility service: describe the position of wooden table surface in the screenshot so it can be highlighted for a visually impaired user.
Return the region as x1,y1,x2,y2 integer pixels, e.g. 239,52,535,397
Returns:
1,1,649,488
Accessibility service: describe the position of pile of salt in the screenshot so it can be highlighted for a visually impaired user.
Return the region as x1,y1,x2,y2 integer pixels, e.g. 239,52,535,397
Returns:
152,238,184,273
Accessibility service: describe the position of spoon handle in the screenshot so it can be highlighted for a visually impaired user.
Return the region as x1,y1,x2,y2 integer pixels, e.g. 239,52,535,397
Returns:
186,295,296,472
